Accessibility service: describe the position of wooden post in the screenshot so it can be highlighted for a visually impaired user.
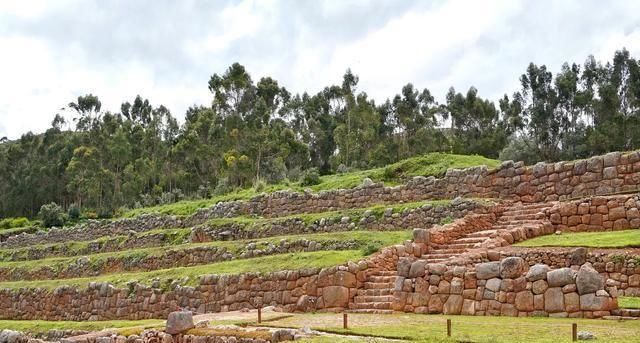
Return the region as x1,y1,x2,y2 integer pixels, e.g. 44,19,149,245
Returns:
343,313,348,329
572,323,577,341
447,319,451,337
257,307,262,324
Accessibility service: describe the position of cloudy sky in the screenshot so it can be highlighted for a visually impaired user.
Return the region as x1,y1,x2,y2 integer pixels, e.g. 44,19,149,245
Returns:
1,0,639,139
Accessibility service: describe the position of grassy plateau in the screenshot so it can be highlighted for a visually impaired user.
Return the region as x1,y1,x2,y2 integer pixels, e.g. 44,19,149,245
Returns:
515,229,640,248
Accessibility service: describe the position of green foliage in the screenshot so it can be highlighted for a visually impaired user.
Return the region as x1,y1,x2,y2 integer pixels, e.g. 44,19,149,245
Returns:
67,204,81,220
300,168,321,186
38,202,65,228
361,242,382,256
0,217,30,230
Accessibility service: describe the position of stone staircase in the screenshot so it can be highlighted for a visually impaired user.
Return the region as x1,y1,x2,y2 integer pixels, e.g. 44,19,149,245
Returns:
421,202,555,264
347,270,396,313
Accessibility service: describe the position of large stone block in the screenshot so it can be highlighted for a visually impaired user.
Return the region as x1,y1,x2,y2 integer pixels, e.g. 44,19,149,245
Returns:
544,287,564,313
580,293,612,311
409,260,428,278
547,268,576,287
526,264,550,282
576,264,604,295
166,311,195,334
476,262,500,280
514,291,534,312
500,257,527,279
443,294,463,314
322,286,349,307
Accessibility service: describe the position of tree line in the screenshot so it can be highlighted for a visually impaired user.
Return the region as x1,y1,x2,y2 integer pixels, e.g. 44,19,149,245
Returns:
1,48,639,218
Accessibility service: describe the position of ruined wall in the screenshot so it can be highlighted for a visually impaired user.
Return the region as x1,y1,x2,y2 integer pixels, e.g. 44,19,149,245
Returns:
548,194,640,231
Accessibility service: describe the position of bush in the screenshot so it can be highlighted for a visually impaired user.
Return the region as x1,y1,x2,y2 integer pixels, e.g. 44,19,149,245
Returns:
362,242,382,256
253,179,266,192
300,168,321,186
38,202,65,228
68,204,81,220
0,217,30,229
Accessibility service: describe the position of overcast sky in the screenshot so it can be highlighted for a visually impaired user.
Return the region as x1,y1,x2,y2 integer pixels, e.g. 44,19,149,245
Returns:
1,0,639,139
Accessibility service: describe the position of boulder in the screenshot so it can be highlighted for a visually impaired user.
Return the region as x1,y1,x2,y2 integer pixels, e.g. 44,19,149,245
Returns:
485,278,502,292
532,280,548,295
413,229,430,244
576,264,604,295
500,257,527,278
476,262,500,279
166,311,195,335
428,263,447,276
569,248,587,266
580,293,612,311
526,264,550,281
547,268,576,287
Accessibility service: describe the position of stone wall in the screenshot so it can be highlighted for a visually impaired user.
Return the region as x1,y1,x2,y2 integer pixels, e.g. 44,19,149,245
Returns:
190,198,480,243
0,245,401,321
548,194,640,232
496,248,640,296
0,239,361,282
220,151,640,218
395,256,619,318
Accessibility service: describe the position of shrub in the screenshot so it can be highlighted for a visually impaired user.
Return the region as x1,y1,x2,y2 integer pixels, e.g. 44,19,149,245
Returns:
362,242,382,256
38,202,65,228
253,179,266,192
300,168,321,186
212,179,228,196
336,163,349,174
0,217,30,229
68,204,81,220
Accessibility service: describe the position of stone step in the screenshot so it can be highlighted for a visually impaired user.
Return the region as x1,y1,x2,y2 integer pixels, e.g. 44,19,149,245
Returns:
449,237,487,244
369,270,397,277
492,223,544,230
496,219,544,225
367,275,397,283
363,282,395,289
498,214,546,222
501,207,549,216
611,308,640,317
423,257,449,263
357,288,393,296
349,301,392,310
428,248,467,254
346,309,395,314
466,230,497,238
430,242,476,250
354,295,394,303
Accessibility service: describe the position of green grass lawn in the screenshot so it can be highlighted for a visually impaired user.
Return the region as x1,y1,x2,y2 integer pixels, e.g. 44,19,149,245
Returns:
122,153,499,218
619,296,640,309
259,312,640,343
515,229,640,248
0,249,366,290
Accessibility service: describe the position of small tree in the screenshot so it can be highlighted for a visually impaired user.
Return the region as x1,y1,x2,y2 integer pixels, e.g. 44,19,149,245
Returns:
68,203,82,220
39,202,65,228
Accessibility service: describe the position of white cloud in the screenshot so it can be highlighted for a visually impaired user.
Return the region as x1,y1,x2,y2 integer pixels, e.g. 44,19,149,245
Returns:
0,0,639,139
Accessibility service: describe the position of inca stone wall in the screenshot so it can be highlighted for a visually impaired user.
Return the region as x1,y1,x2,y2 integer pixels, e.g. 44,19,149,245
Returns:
548,194,640,231
395,256,619,318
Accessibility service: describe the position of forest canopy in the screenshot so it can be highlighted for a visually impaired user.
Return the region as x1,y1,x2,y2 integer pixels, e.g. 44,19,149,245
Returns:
1,48,639,218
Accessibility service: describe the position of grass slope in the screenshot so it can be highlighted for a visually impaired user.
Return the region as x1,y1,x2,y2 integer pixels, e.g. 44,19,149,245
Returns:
0,230,411,271
123,153,499,218
515,229,640,248
0,250,365,290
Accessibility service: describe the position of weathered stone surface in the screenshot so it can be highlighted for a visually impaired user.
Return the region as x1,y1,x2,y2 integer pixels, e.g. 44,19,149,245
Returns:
476,262,500,280
514,291,534,312
322,286,349,307
166,311,194,335
547,268,576,287
526,264,550,281
576,264,604,295
532,280,548,295
544,287,565,312
580,293,611,311
500,257,527,279
443,295,463,314
409,260,427,278
485,278,502,292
